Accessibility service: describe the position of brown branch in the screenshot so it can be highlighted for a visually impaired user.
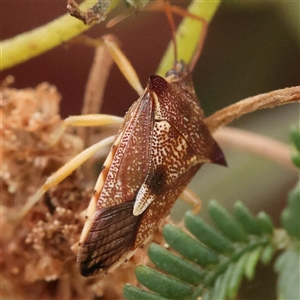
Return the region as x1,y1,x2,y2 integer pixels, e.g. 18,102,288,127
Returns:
213,127,298,174
206,86,300,133
81,46,113,116
78,43,114,147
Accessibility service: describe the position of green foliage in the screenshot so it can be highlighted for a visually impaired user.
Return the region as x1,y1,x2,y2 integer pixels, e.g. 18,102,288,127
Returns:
274,126,300,299
124,128,300,299
281,126,300,240
124,201,274,300
281,181,300,239
275,247,300,300
281,126,300,239
290,126,300,168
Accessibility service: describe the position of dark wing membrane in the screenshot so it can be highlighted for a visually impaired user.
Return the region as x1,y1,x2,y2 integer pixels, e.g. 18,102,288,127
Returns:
78,201,142,276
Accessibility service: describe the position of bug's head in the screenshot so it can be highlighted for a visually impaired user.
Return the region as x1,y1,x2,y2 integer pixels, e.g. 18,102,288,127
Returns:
165,60,187,81
165,60,196,98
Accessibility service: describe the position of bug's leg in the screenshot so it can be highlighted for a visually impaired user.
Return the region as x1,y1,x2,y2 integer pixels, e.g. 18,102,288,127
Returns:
71,35,144,96
17,135,115,219
160,1,177,61
145,1,207,23
101,35,144,96
179,187,202,214
145,0,208,71
50,114,123,146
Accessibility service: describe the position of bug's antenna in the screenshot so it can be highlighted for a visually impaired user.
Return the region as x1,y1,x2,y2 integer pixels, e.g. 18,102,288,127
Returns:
146,1,209,71
163,1,178,63
188,19,208,72
146,1,178,62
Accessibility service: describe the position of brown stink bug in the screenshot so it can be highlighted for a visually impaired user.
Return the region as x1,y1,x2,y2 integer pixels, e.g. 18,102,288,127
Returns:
16,6,226,277
16,36,226,277
77,60,226,276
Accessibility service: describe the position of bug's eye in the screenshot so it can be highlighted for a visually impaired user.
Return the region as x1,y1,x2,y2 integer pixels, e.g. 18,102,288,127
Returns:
165,60,186,79
165,69,179,78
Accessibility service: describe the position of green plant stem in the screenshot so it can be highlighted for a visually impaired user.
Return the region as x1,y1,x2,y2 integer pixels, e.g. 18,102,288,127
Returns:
203,238,270,287
156,0,221,76
1,0,120,71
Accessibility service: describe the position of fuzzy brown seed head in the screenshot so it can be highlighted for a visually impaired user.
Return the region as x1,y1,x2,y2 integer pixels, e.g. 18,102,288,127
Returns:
1,81,143,299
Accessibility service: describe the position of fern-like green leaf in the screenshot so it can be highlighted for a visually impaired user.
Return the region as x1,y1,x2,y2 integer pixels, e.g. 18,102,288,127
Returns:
148,243,205,285
210,266,232,300
208,200,248,242
256,211,274,234
234,201,262,235
124,201,275,300
244,246,263,280
135,265,194,299
123,284,169,300
275,145,300,300
290,126,300,168
185,211,234,253
227,253,249,299
123,93,299,300
260,243,276,264
281,181,300,240
275,247,300,300
163,224,219,266
275,138,300,300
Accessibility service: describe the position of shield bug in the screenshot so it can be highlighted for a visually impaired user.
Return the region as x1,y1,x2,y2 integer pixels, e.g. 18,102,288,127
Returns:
77,59,226,276
18,4,226,277
16,57,226,276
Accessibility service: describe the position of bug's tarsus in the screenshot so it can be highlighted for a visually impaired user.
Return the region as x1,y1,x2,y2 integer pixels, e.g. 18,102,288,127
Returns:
78,200,143,276
179,187,202,214
44,193,56,215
